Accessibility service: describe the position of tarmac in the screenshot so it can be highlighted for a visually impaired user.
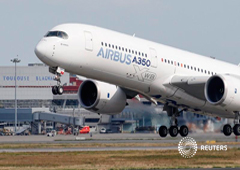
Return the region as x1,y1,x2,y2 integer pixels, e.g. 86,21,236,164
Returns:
0,132,239,144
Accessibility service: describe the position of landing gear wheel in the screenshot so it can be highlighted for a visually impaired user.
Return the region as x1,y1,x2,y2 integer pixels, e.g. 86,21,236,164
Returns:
159,126,168,137
179,125,188,137
57,86,63,95
169,126,178,137
223,124,232,136
52,86,58,95
233,124,240,136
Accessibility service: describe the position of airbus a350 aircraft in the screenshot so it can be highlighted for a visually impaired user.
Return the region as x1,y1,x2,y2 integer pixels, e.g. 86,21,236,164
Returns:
35,23,240,138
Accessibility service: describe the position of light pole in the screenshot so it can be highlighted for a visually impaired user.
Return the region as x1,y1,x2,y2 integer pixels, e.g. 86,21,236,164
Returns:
11,58,21,133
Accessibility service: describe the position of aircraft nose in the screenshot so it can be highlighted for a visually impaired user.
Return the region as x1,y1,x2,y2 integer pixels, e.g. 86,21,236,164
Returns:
34,41,46,60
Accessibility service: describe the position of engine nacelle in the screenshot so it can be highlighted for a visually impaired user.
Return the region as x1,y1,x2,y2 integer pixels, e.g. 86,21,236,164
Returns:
204,74,240,111
78,80,127,115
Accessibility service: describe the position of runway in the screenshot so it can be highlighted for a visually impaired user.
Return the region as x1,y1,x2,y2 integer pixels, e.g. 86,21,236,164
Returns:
0,132,239,144
0,146,177,153
0,145,239,153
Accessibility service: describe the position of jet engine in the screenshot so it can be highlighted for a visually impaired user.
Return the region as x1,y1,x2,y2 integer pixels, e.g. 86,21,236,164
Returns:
78,80,127,115
204,74,240,111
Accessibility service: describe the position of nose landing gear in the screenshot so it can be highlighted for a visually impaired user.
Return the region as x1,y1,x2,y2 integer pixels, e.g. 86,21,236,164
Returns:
52,85,63,95
49,67,64,95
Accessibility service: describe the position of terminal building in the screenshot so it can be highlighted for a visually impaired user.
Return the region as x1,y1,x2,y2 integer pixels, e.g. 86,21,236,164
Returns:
0,64,223,135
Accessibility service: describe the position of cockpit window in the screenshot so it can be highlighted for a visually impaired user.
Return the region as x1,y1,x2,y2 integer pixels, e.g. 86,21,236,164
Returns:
44,31,68,39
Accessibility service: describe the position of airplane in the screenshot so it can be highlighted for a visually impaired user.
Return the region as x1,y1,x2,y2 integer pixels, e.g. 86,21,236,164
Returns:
35,23,240,138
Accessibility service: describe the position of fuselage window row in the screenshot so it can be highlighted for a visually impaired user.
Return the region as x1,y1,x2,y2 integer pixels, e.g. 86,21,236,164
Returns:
101,42,148,58
161,58,216,75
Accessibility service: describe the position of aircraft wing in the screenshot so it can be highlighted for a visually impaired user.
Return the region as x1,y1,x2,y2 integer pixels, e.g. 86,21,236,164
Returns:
170,75,209,100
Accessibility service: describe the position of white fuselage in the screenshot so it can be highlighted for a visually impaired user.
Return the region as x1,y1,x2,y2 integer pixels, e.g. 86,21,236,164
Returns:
35,23,240,119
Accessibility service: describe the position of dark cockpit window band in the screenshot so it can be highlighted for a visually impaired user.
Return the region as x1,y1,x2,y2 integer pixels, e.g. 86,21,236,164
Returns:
44,31,68,39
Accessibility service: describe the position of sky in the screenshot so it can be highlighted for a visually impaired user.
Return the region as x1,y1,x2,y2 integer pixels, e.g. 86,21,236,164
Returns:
1,0,240,66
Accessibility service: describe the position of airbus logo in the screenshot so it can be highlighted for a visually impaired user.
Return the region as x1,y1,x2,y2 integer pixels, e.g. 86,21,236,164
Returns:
97,47,151,67
97,47,131,65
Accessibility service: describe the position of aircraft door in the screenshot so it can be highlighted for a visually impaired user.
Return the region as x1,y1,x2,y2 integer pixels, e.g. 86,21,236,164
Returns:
150,48,158,68
84,31,93,51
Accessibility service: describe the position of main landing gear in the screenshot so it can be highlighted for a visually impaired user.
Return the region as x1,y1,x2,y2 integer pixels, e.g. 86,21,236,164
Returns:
223,112,240,136
159,105,189,138
50,67,64,95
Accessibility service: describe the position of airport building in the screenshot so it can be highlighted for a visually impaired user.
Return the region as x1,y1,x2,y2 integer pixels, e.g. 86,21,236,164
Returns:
0,63,69,108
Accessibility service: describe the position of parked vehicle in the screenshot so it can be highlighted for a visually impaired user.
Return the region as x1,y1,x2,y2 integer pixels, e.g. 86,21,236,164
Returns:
79,126,90,134
100,127,106,133
47,130,56,137
100,127,112,133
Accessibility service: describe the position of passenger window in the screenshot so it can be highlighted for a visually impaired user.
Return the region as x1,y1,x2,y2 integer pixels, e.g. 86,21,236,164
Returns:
105,43,107,47
145,54,147,57
112,45,114,48
171,61,173,65
109,44,111,48
101,42,103,46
